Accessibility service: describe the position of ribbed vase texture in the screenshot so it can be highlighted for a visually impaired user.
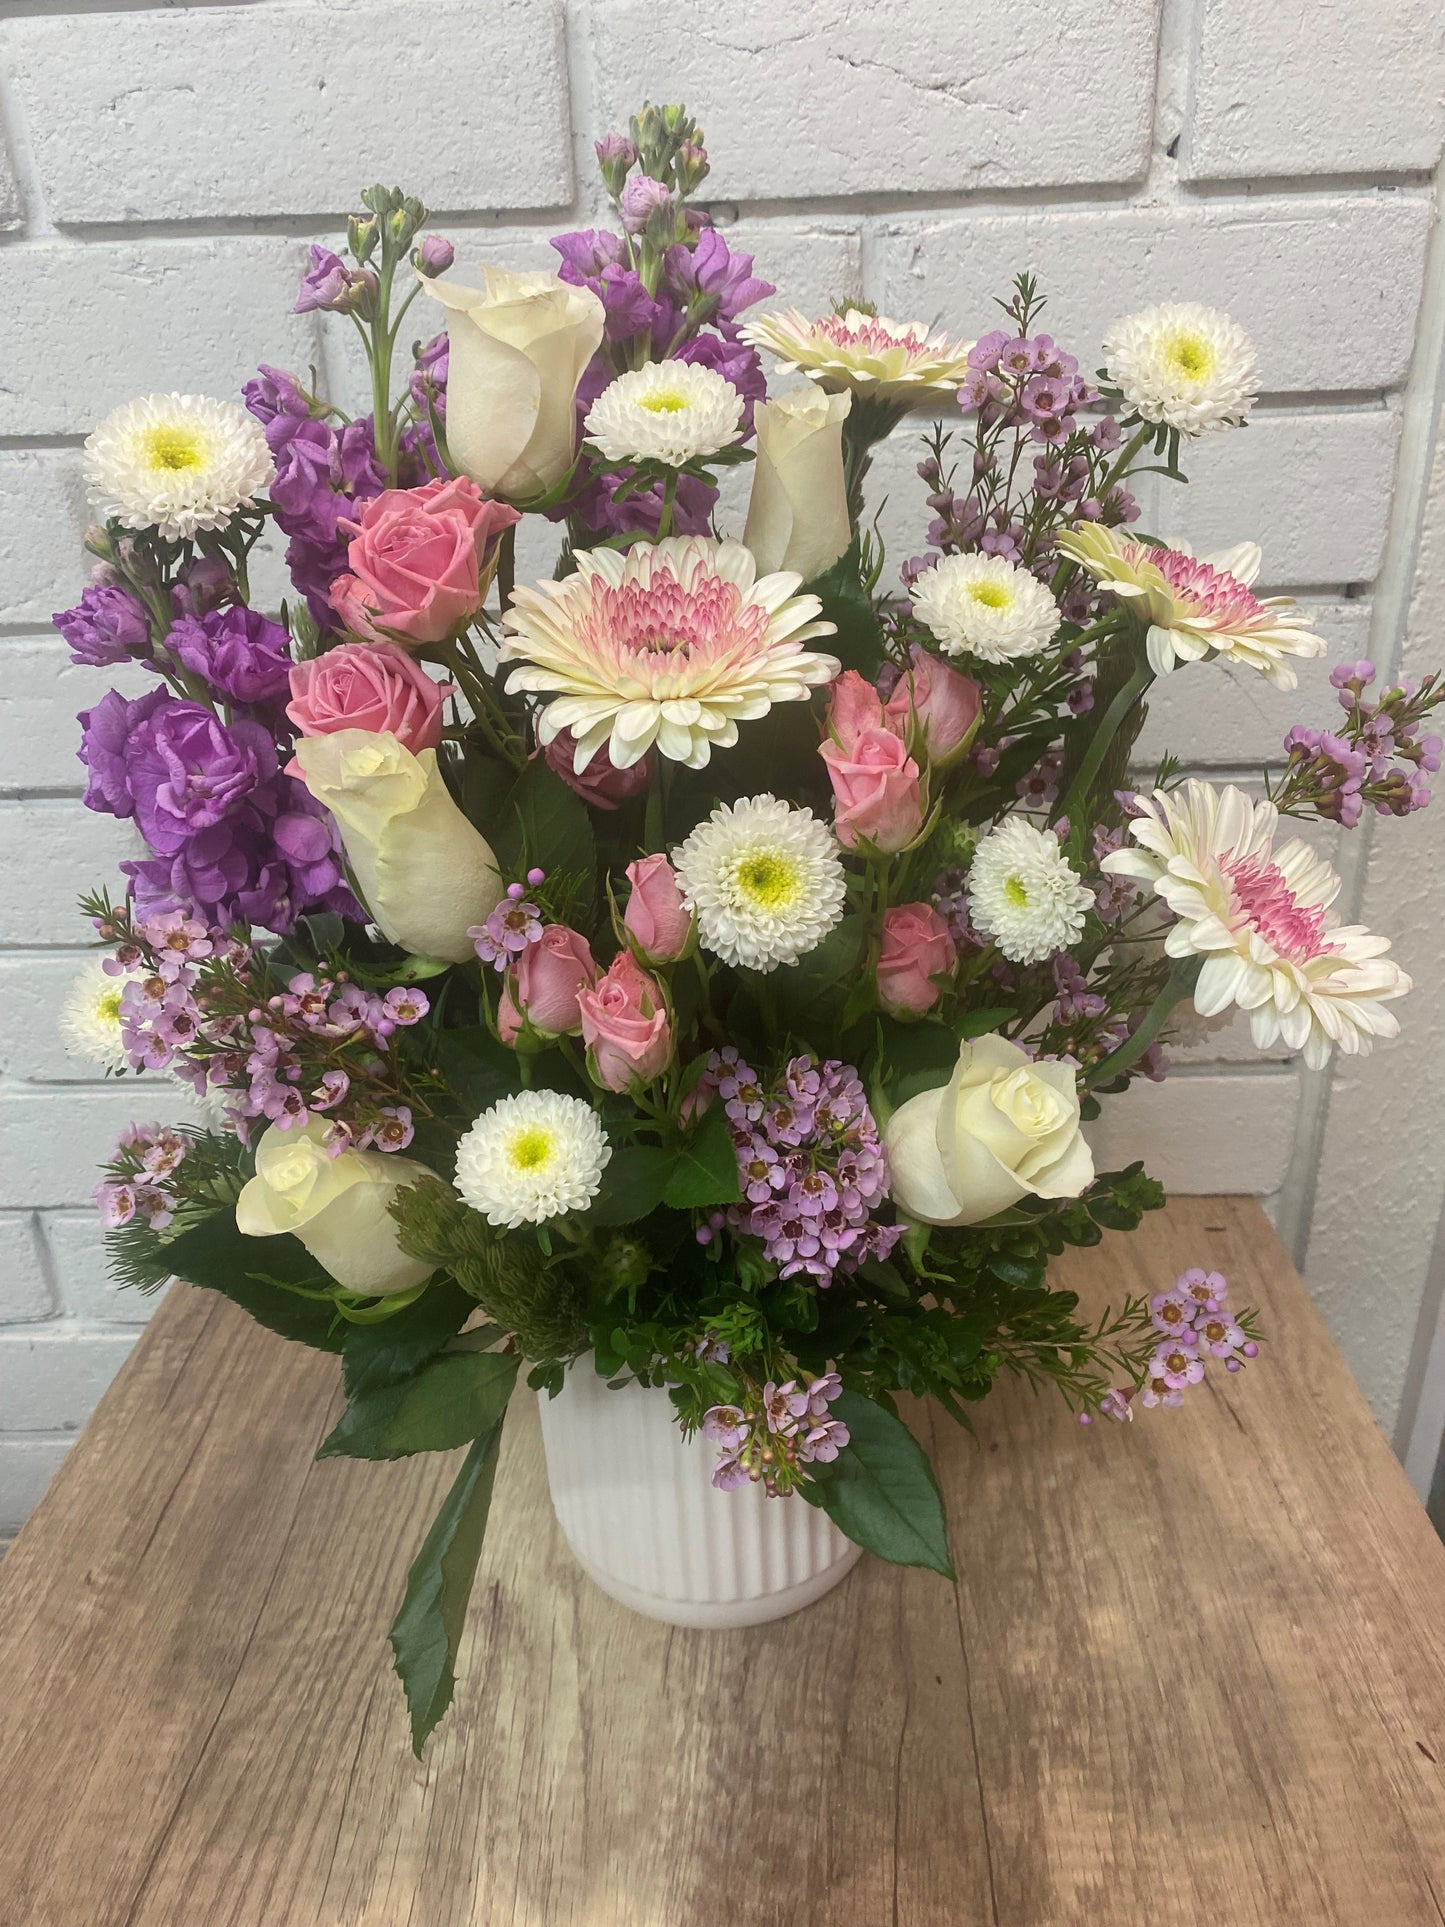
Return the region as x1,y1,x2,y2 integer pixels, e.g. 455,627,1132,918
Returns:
537,1366,863,1629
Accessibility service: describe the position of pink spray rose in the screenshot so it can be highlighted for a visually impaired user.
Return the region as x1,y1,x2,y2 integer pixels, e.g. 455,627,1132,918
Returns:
578,951,673,1091
623,854,693,963
284,641,448,770
543,728,655,810
826,669,888,753
820,726,924,852
498,925,596,1042
329,475,520,646
884,646,981,766
876,903,958,1016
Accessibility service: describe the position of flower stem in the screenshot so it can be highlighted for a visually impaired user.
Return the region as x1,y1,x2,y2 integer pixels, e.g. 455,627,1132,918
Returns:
1086,955,1202,1087
1056,649,1154,831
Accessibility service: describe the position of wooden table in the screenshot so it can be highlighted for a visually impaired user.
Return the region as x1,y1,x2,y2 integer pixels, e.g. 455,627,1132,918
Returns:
3,1197,1445,1924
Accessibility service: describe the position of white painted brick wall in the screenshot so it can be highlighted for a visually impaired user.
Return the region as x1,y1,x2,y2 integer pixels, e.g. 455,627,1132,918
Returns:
0,0,1440,1527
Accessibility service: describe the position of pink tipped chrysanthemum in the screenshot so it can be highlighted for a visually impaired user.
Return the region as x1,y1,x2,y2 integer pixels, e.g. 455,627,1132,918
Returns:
740,307,974,401
1104,778,1410,1068
1058,523,1324,689
499,537,840,772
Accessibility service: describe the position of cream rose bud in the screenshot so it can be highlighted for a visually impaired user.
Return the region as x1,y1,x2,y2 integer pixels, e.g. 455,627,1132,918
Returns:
883,1034,1094,1226
422,266,605,500
292,729,503,965
743,388,853,582
236,1119,436,1297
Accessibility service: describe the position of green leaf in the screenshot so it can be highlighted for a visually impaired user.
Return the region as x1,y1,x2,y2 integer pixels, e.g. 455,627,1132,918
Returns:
589,1143,674,1226
161,1212,344,1352
804,538,885,677
494,756,596,918
435,1026,522,1116
879,1009,1015,1105
341,1280,477,1401
663,1102,742,1209
811,1390,955,1577
389,1417,508,1755
319,1348,519,1462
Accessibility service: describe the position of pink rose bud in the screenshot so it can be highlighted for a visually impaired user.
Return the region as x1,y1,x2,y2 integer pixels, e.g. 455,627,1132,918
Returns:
578,951,673,1092
543,728,655,810
826,669,889,755
328,475,521,647
876,903,958,1016
883,646,981,767
819,726,924,853
505,925,597,1040
623,854,693,963
284,640,449,770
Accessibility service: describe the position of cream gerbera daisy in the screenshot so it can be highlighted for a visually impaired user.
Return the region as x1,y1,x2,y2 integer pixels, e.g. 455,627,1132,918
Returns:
909,552,1061,665
500,536,840,773
584,361,744,467
454,1090,611,1229
673,794,847,973
84,394,274,540
1057,523,1324,689
1101,303,1257,436
740,307,974,401
57,959,129,1073
1103,779,1410,1068
967,820,1094,964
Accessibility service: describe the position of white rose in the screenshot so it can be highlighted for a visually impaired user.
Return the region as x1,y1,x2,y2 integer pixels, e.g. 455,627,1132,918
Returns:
293,729,503,965
883,1034,1094,1226
235,1119,436,1297
743,387,853,582
422,266,605,499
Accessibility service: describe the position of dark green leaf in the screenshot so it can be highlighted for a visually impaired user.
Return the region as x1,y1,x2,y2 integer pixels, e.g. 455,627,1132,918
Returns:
435,1026,521,1116
663,1102,742,1209
319,1348,519,1461
389,1417,508,1755
804,538,885,677
812,1390,955,1577
162,1212,343,1352
341,1280,477,1401
494,756,596,918
589,1143,675,1226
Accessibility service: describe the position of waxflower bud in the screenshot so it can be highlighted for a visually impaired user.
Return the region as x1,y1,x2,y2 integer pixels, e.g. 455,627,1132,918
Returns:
413,233,455,277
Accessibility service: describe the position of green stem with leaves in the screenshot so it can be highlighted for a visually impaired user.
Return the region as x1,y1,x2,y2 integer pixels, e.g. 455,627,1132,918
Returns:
1086,955,1202,1087
1056,646,1154,833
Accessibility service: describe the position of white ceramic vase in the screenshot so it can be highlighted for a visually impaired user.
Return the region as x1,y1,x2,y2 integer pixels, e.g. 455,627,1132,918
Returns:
536,1365,863,1629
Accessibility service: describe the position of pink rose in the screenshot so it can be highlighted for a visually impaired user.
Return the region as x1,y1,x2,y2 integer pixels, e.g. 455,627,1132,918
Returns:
578,951,673,1091
826,669,888,754
884,646,981,766
819,726,924,853
284,641,448,771
543,728,655,810
329,475,521,646
499,925,596,1042
623,854,693,963
877,903,958,1016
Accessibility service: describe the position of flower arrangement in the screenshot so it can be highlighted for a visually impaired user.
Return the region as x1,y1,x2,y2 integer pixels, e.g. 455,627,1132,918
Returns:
59,105,1439,1753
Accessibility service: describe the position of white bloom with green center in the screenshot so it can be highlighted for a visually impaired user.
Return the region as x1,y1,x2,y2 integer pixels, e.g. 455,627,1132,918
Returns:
455,1090,611,1229
84,393,274,540
57,959,128,1073
1102,303,1257,437
909,552,1060,665
584,361,744,468
967,819,1094,964
673,793,847,974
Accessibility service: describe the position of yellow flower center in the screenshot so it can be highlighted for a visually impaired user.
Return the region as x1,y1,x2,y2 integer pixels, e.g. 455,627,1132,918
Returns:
142,424,208,472
1004,874,1030,907
1161,331,1215,384
506,1127,555,1172
638,390,690,415
968,581,1012,610
96,987,124,1025
734,850,801,911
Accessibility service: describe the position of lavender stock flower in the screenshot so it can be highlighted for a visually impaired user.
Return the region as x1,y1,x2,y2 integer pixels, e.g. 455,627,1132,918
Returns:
54,584,154,669
170,607,294,707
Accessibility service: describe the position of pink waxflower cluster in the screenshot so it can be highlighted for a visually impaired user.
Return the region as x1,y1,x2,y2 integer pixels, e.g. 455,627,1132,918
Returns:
94,1122,190,1231
702,1370,850,1493
1088,1268,1258,1424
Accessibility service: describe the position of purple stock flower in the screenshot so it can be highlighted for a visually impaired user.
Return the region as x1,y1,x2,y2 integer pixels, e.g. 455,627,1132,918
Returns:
414,234,454,277
240,364,314,427
170,607,294,707
294,245,354,314
619,174,674,234
124,704,275,852
259,413,386,629
663,228,774,338
54,585,153,669
77,685,172,815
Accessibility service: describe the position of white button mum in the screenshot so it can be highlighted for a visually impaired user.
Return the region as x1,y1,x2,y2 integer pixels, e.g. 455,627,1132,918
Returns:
741,307,973,400
57,959,128,1073
673,793,847,974
584,361,744,467
1057,523,1324,690
909,552,1061,665
1102,303,1257,437
454,1090,611,1229
500,536,840,773
968,820,1094,964
84,393,274,540
1103,779,1410,1069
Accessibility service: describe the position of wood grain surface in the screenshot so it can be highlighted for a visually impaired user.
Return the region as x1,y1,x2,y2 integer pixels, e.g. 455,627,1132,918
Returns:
2,1196,1445,1925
